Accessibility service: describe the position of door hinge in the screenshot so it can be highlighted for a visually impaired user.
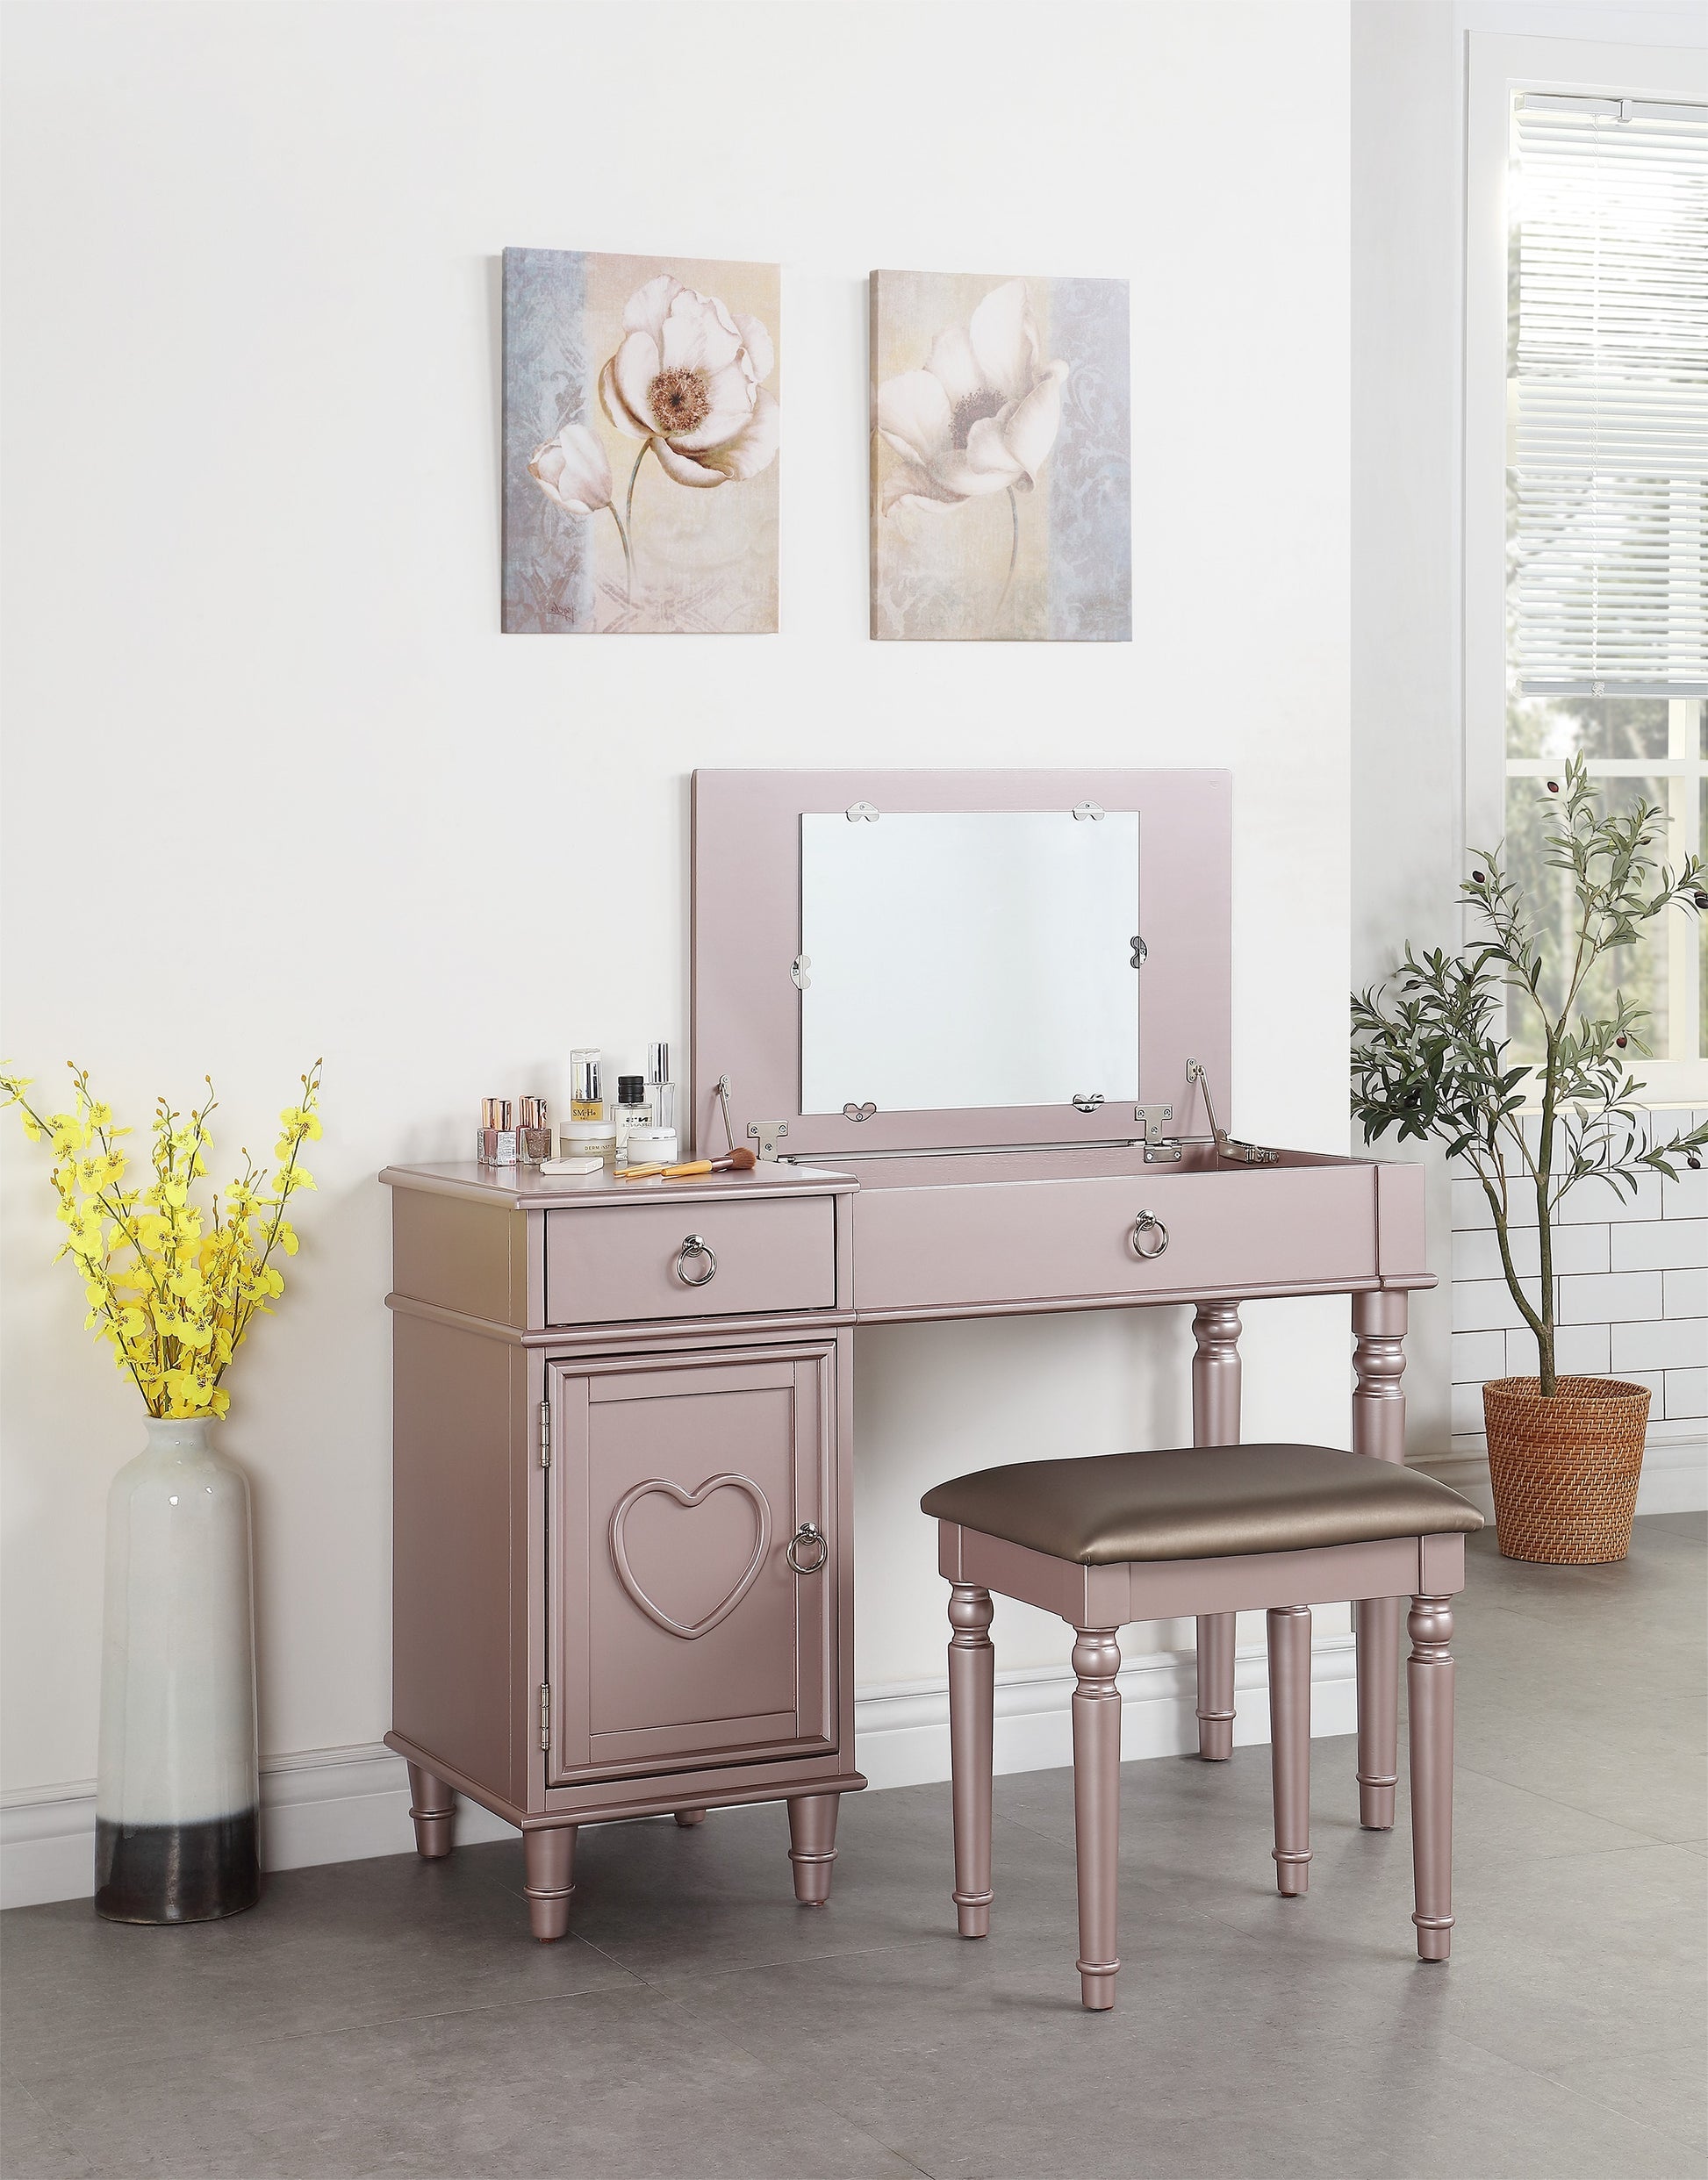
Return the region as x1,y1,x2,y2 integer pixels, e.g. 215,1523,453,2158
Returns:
539,1398,551,1466
539,1682,551,1752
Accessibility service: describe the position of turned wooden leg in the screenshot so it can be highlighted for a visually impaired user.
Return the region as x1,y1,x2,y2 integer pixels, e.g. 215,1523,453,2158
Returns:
522,1825,575,1941
1408,1594,1457,1961
405,1763,454,1859
1267,1604,1312,1897
786,1793,840,1906
947,1583,995,1938
1353,1288,1408,1826
1193,1302,1241,1761
673,1809,707,1827
1353,1597,1402,1830
1071,1626,1123,2011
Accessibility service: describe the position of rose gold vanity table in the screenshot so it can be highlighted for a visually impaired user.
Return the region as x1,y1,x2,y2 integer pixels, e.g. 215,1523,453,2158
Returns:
382,770,1430,1939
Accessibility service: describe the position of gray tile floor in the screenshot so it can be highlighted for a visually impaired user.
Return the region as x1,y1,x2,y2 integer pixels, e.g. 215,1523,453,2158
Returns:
4,1515,1704,2180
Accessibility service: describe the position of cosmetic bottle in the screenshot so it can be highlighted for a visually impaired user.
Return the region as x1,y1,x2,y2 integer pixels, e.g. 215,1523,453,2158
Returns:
557,1119,617,1171
568,1050,604,1123
518,1096,551,1166
614,1075,653,1162
477,1097,518,1165
646,1042,676,1135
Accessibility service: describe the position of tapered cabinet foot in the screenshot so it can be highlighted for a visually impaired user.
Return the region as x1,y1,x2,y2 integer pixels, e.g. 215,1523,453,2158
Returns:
787,1792,840,1905
1408,1595,1456,1962
673,1809,707,1828
522,1825,576,1941
405,1763,455,1860
1071,1627,1122,2011
947,1584,995,1938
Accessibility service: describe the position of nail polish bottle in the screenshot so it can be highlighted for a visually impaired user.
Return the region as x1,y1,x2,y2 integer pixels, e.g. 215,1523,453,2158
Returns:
568,1050,604,1123
518,1096,551,1166
477,1097,518,1165
646,1042,676,1136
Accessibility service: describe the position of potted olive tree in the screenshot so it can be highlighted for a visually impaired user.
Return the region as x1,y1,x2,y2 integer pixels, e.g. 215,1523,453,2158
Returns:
1352,759,1706,1564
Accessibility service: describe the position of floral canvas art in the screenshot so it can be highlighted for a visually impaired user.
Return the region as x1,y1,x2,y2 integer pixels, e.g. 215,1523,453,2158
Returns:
870,270,1130,642
503,248,779,634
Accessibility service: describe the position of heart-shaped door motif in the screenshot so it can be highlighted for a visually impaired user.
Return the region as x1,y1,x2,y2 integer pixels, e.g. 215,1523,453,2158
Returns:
608,1473,772,1641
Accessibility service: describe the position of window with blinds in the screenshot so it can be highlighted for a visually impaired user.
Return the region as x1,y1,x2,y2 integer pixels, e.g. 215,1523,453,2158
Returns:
1509,92,1706,698
1503,88,1707,1072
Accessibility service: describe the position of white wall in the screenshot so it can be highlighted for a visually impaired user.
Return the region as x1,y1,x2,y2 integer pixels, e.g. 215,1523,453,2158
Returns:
1,1,1352,1818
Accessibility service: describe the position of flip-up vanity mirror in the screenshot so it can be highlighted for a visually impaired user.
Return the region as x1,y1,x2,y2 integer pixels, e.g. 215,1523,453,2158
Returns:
380,766,1431,1940
693,768,1234,1160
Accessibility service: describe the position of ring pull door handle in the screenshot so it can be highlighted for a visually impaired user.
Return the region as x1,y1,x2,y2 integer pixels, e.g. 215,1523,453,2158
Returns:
786,1522,828,1574
1130,1211,1169,1261
675,1234,717,1287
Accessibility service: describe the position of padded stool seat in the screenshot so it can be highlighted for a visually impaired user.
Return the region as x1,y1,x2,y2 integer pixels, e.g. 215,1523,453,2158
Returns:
925,1443,1482,2011
922,1443,1483,1564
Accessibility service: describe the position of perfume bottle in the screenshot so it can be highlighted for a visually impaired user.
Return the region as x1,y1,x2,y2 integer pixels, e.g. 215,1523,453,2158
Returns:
477,1097,518,1165
614,1074,653,1163
518,1095,551,1165
568,1049,603,1123
646,1041,676,1135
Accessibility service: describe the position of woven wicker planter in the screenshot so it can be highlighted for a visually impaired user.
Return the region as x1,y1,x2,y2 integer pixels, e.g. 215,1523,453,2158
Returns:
1482,1375,1650,1564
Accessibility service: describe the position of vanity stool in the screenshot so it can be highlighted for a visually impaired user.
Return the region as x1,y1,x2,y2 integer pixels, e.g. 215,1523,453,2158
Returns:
922,1444,1483,2011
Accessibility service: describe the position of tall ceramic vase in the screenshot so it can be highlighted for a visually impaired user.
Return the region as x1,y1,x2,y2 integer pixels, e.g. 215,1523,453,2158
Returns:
95,1416,261,1922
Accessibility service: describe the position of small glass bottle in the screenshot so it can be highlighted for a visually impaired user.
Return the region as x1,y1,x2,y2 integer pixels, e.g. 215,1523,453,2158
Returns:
568,1050,604,1123
614,1075,653,1164
646,1041,676,1136
477,1097,517,1165
517,1096,551,1166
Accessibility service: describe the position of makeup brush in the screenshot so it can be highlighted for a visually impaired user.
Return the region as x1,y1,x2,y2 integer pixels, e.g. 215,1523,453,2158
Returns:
620,1147,759,1182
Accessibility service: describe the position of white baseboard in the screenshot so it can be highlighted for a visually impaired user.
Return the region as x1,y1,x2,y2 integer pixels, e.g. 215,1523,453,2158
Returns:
853,1631,1356,1792
1423,1427,1707,1521
0,1635,1355,1911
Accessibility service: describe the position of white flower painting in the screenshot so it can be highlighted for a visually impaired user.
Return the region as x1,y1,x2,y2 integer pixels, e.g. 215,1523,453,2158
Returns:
503,250,780,635
871,269,1130,642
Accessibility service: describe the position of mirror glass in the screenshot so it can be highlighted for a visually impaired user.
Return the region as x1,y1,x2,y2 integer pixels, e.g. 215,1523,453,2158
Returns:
799,812,1139,1115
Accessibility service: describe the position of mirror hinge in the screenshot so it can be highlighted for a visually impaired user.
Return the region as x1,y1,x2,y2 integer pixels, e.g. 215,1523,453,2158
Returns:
748,1119,789,1162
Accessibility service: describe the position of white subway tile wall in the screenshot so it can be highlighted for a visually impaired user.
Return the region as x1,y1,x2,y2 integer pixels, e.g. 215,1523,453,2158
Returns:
1449,1108,1707,1427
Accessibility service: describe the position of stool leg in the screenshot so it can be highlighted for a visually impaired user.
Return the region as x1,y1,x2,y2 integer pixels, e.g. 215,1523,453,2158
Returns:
1353,1289,1407,1825
1408,1594,1457,1961
1267,1604,1312,1896
1193,1302,1242,1762
405,1763,454,1860
1071,1627,1123,2011
948,1584,995,1938
1195,1614,1237,1763
522,1825,575,1941
1354,1598,1402,1829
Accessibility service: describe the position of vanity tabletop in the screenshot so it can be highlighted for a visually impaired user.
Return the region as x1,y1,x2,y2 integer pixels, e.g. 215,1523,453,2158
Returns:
378,1159,858,1209
827,1143,1380,1190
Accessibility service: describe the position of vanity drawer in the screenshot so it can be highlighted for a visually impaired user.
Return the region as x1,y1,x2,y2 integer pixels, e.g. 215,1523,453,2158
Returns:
546,1195,837,1325
852,1165,1378,1316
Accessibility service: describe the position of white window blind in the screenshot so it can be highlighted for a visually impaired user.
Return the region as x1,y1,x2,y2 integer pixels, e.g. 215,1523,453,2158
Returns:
1509,91,1708,697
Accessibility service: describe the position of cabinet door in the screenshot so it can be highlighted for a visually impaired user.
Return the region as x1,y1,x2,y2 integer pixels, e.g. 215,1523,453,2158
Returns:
546,1345,835,1783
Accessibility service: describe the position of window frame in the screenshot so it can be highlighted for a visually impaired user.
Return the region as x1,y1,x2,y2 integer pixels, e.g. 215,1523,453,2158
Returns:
1466,31,1708,1103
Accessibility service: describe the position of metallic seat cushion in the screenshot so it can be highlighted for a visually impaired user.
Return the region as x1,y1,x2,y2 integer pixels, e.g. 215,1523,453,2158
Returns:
921,1444,1483,1565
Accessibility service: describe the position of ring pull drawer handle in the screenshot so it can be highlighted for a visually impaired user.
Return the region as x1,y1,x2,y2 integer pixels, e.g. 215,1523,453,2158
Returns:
786,1522,828,1574
675,1234,717,1287
1130,1211,1169,1261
